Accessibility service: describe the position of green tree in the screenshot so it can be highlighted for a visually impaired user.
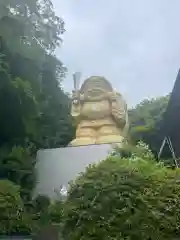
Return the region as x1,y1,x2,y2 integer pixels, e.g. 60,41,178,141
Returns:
129,95,169,154
0,0,65,57
0,0,75,210
39,54,75,148
0,180,33,235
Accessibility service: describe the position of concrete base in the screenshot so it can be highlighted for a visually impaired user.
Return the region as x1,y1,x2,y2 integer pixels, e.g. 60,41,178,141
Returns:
34,143,114,199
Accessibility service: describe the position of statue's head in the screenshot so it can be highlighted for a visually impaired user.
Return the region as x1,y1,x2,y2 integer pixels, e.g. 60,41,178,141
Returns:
80,76,113,98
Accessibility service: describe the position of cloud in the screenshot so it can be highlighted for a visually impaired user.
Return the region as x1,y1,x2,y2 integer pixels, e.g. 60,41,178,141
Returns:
52,0,180,107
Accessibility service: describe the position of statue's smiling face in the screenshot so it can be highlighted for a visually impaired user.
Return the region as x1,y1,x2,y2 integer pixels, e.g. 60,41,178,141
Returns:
80,80,112,119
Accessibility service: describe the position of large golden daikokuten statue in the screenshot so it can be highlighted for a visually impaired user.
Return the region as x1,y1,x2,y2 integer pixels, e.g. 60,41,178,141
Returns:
70,76,129,146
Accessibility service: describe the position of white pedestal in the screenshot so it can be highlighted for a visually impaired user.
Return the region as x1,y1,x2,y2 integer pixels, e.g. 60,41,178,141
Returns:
34,144,114,199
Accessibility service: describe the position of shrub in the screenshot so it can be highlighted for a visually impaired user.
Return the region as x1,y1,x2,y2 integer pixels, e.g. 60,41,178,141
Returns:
61,153,180,239
30,194,65,234
48,200,65,224
32,194,51,213
0,180,32,235
111,141,155,161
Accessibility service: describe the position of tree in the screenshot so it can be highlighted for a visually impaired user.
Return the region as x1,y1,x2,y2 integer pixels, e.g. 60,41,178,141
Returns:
0,0,65,57
128,95,169,154
39,54,75,148
0,0,75,210
0,180,33,235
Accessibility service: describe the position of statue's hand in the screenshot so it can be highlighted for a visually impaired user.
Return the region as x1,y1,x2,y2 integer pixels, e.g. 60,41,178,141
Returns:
72,90,81,105
72,90,85,103
112,106,126,127
109,92,118,102
112,106,123,118
111,92,126,127
71,92,81,118
72,90,80,100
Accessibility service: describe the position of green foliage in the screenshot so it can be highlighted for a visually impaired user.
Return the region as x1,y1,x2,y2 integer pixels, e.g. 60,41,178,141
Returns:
28,194,65,233
48,200,65,225
0,0,65,57
0,0,75,235
0,180,33,235
62,149,180,239
0,144,37,205
33,194,51,213
0,0,74,149
129,96,169,154
0,64,39,146
39,54,75,148
111,141,155,161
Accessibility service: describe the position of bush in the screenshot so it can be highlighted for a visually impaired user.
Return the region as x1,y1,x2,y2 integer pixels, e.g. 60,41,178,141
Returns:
0,180,32,235
30,194,65,234
111,141,155,161
61,151,180,239
32,194,51,213
48,200,65,224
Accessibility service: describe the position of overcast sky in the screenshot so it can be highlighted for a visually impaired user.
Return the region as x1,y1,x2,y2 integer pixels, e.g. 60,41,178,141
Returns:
52,0,180,107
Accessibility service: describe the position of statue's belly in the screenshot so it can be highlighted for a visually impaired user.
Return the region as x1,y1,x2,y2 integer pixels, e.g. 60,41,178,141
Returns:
81,100,111,119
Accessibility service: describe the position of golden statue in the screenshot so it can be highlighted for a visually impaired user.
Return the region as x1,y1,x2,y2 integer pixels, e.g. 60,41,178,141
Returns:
70,75,129,146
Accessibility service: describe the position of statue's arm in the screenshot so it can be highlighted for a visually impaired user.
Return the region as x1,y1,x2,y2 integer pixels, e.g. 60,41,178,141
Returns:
71,90,84,121
71,102,80,118
110,92,127,129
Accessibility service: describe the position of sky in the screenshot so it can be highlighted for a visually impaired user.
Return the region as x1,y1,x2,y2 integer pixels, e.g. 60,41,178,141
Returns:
52,0,180,107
